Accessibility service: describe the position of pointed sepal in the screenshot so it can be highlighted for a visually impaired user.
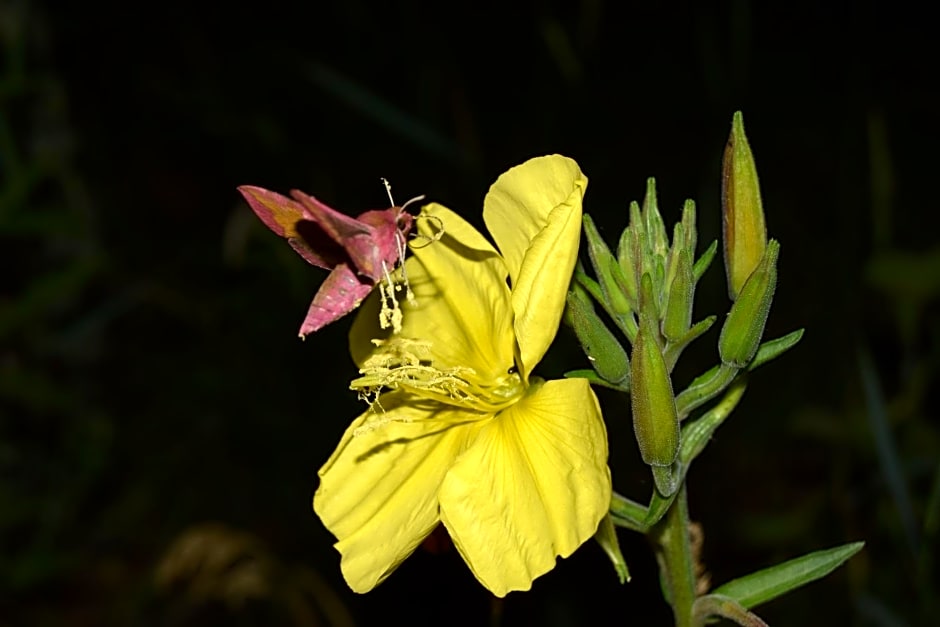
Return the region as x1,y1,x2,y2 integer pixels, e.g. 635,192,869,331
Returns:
594,513,631,584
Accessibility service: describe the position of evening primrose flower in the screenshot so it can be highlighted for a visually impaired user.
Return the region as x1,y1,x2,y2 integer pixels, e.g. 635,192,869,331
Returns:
313,155,611,597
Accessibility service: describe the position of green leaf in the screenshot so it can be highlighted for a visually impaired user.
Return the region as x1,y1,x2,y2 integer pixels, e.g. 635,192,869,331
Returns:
675,363,739,420
678,376,748,462
749,329,804,370
663,315,717,372
712,541,865,609
692,240,718,283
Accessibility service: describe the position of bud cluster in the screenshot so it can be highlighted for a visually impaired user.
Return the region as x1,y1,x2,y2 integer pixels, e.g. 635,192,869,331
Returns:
567,112,791,498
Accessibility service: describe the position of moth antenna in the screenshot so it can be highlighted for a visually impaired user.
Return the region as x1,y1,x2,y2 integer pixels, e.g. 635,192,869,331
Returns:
380,177,395,206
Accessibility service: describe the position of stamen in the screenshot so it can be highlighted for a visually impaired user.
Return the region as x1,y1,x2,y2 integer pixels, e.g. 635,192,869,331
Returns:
349,338,525,416
410,211,445,248
377,262,403,333
350,337,484,404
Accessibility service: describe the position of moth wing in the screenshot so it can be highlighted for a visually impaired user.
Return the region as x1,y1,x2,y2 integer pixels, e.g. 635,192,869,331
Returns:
290,190,383,279
298,262,374,337
237,185,339,268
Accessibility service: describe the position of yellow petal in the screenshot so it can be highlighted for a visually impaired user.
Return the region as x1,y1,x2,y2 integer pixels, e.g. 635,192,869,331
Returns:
313,391,482,592
438,378,611,596
483,155,587,378
350,204,515,387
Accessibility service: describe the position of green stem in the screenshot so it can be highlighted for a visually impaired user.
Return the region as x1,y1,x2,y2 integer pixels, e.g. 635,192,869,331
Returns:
692,594,768,627
609,491,650,532
675,363,739,420
653,483,696,627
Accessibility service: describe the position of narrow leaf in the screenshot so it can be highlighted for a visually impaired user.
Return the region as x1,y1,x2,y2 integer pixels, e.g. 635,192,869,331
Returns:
712,541,865,609
693,240,718,283
749,329,804,370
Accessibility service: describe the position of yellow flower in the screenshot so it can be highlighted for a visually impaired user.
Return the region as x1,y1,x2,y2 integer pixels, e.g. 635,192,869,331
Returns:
313,155,611,597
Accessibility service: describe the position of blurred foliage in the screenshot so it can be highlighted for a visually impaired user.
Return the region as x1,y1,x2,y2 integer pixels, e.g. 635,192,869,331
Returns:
1,0,109,599
153,523,354,626
1,0,937,625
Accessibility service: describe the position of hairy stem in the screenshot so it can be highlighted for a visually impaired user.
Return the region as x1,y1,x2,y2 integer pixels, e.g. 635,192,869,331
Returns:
652,483,696,627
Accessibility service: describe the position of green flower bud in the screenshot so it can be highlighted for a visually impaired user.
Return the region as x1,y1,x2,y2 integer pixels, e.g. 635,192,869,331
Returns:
616,227,639,306
662,248,694,342
630,274,680,468
722,111,767,300
622,201,649,295
582,214,633,316
567,286,630,385
642,178,669,258
719,240,780,368
680,199,698,259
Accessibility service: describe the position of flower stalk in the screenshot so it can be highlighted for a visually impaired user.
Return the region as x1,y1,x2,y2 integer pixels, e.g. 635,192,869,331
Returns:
653,485,697,627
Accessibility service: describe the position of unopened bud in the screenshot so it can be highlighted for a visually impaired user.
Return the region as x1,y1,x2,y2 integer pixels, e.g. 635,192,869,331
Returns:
630,275,680,468
722,111,767,300
567,286,630,385
719,240,779,367
662,248,694,342
616,227,639,305
642,178,669,257
583,214,633,316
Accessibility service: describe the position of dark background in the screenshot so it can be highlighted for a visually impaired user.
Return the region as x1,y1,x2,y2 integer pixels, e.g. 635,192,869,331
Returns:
2,1,938,625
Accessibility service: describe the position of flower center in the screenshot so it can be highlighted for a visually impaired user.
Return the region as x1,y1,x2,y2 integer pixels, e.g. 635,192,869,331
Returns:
350,337,524,412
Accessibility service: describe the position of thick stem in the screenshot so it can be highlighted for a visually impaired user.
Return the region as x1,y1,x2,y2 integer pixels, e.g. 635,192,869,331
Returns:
653,483,697,627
